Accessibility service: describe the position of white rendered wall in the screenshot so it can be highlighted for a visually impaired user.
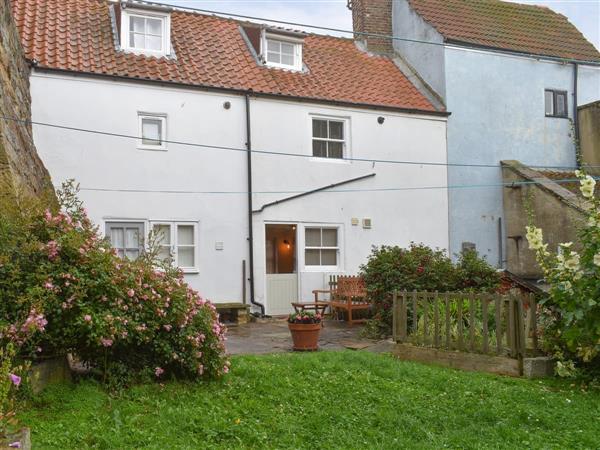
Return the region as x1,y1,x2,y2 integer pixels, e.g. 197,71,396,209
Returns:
30,71,449,314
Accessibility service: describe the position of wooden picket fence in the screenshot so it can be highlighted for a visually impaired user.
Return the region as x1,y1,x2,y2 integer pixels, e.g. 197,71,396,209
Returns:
392,291,540,362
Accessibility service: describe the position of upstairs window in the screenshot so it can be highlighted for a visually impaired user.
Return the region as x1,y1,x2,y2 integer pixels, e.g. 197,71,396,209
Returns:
312,118,345,159
263,33,303,71
545,89,568,118
121,10,170,56
138,113,167,150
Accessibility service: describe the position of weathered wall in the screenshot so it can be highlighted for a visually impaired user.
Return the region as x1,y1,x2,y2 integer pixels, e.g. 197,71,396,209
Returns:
0,0,52,197
578,101,600,175
501,160,587,279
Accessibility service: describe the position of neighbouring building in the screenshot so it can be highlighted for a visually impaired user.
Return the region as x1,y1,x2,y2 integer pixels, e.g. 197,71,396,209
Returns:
0,0,51,198
578,101,600,175
350,0,600,267
10,0,450,315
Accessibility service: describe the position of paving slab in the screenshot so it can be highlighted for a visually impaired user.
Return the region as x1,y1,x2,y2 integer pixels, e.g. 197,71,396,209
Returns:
225,318,390,355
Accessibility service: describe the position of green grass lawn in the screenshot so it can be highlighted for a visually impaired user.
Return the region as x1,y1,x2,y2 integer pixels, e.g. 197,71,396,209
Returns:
21,351,600,449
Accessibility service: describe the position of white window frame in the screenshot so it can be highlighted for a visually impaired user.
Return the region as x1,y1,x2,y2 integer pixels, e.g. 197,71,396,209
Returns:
150,221,199,273
105,221,145,260
138,113,167,151
120,9,171,57
310,115,349,160
262,31,303,71
303,225,341,271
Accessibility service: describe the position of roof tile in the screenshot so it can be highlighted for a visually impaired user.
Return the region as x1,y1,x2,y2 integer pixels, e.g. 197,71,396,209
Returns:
408,0,600,62
11,0,437,112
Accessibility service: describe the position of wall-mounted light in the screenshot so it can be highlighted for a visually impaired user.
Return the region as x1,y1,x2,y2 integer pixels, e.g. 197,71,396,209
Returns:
223,101,231,110
283,239,291,249
377,116,385,124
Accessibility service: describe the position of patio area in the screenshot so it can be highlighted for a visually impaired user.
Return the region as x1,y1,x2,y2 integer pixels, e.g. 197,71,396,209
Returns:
226,318,394,355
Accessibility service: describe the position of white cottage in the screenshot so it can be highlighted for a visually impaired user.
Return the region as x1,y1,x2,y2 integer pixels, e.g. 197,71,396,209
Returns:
12,0,449,315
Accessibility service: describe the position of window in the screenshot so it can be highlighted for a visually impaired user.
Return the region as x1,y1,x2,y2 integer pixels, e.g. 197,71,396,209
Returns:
312,118,345,159
152,222,198,271
106,222,144,260
121,10,170,56
305,227,338,267
138,114,166,150
263,33,302,71
545,89,568,118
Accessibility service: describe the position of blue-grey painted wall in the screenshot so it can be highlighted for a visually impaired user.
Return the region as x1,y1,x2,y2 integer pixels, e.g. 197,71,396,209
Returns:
391,1,600,266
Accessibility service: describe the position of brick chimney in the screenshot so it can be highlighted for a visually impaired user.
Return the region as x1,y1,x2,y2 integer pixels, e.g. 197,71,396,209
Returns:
348,0,393,54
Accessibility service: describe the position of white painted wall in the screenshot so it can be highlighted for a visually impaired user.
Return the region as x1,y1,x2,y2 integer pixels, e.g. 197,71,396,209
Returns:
30,71,449,315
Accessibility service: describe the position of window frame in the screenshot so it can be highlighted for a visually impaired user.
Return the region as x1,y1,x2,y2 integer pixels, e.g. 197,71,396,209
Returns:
303,226,341,271
544,89,568,119
120,9,171,56
262,32,303,71
105,221,145,260
138,113,167,151
150,221,199,273
310,116,349,160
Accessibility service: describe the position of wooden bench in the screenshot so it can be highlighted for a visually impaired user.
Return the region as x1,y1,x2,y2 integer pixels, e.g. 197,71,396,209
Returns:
215,302,251,324
313,275,370,325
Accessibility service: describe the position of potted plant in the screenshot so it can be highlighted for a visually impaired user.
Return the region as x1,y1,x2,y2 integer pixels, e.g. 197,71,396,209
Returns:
287,312,322,351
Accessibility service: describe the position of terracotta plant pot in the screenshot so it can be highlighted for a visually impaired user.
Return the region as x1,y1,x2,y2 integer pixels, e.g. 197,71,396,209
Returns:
288,322,322,351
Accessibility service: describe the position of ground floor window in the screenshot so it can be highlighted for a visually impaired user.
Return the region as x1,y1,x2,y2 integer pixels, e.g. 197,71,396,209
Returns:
106,222,145,260
304,227,338,267
151,222,198,272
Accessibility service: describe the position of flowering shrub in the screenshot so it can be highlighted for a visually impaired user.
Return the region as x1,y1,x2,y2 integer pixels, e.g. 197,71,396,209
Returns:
288,312,322,324
0,181,229,386
526,171,599,376
360,243,500,337
0,344,28,446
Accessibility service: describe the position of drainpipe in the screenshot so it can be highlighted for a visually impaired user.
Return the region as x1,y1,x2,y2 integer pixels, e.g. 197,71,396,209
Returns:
573,63,580,165
245,92,265,316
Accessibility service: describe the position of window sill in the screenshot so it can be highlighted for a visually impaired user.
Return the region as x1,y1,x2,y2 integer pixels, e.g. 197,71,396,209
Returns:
181,268,200,274
545,115,569,119
303,266,340,273
309,157,350,164
137,145,168,152
122,47,170,58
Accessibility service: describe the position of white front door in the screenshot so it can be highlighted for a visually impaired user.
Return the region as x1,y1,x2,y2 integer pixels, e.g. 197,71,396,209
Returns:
265,224,298,316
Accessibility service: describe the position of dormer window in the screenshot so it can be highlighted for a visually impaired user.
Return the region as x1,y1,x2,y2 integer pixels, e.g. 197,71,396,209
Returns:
263,32,303,71
120,9,171,56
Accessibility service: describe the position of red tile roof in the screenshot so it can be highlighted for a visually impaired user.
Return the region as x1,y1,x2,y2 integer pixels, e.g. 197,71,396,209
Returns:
408,0,600,63
10,0,438,113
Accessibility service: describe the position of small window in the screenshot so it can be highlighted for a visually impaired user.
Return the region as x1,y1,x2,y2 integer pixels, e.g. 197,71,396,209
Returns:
263,34,302,71
312,118,345,159
152,222,198,272
305,227,338,267
121,10,170,56
545,90,568,118
106,222,144,260
138,114,166,150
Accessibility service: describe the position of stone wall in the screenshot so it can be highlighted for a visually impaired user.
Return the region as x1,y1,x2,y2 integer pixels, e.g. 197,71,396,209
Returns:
0,0,52,198
578,101,600,176
501,160,588,279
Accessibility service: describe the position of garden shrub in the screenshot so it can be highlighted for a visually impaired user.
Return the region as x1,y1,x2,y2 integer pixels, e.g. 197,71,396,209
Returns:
360,243,500,337
0,181,229,387
526,171,600,377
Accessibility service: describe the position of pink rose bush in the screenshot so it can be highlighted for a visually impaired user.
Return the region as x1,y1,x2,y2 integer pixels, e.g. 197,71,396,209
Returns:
0,181,228,386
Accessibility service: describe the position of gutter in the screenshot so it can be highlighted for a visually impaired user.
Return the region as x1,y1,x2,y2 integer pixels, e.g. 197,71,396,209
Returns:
253,173,376,213
244,93,265,316
29,66,450,118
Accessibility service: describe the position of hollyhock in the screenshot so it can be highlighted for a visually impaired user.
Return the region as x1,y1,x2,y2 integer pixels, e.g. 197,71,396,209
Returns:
84,315,92,322
100,338,113,347
155,367,164,377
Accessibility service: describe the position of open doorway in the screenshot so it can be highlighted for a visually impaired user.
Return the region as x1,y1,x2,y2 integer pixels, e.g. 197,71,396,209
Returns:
265,224,298,315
